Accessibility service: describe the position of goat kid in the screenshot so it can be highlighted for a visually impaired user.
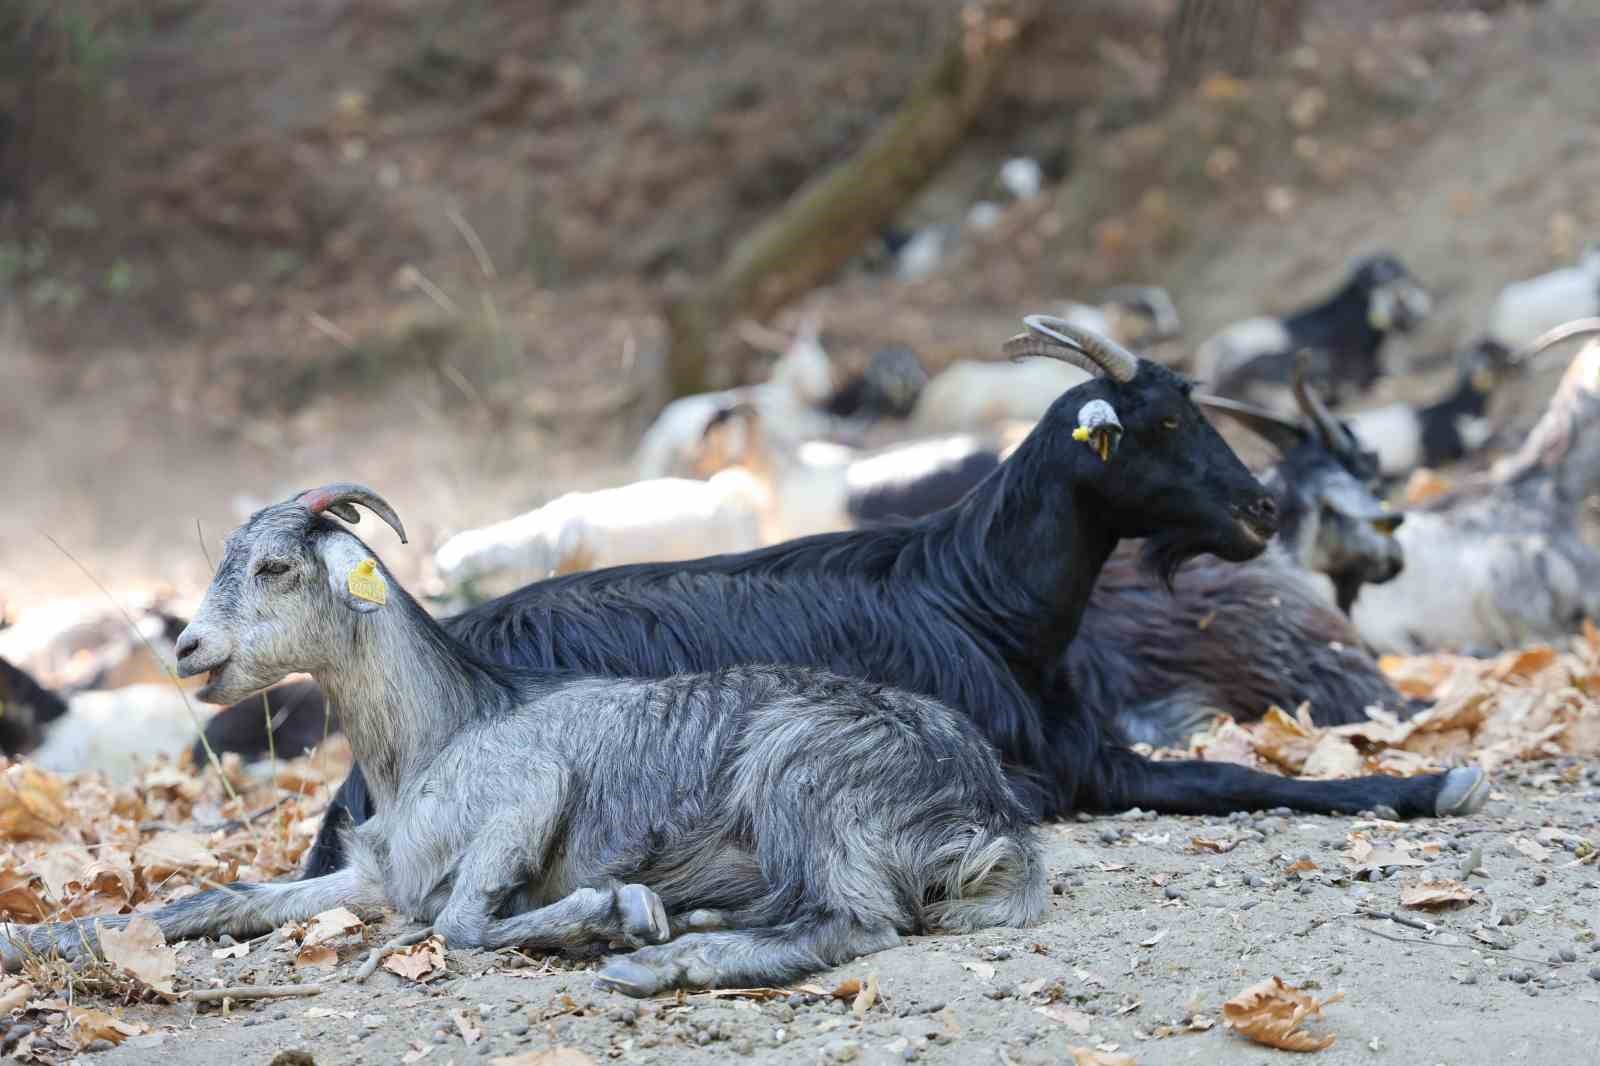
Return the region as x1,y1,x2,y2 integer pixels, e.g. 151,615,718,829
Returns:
2,485,1046,994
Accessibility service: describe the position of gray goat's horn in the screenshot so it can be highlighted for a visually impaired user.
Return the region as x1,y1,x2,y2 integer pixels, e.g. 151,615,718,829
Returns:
1509,317,1600,369
1192,394,1306,454
296,482,409,544
1004,314,1140,383
1292,352,1342,449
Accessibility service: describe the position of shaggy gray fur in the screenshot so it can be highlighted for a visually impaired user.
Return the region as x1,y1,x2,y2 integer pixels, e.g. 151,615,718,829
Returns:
1,490,1044,995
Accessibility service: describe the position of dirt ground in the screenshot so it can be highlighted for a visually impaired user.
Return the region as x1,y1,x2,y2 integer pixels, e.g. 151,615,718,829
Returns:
69,762,1600,1066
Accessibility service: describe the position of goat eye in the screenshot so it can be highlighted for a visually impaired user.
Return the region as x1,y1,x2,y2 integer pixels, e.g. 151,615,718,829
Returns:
1161,416,1180,430
255,560,291,578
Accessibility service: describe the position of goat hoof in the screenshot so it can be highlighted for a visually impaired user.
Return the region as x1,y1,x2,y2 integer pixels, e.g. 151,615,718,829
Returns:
594,957,662,998
1435,767,1489,816
683,908,727,931
617,884,671,945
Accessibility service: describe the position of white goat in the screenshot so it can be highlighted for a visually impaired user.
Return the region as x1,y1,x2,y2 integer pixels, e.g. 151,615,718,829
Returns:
1352,339,1600,654
635,315,838,480
432,470,770,588
1487,246,1600,351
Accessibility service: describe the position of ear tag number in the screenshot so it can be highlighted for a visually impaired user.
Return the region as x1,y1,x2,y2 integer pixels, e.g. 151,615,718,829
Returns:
348,558,387,605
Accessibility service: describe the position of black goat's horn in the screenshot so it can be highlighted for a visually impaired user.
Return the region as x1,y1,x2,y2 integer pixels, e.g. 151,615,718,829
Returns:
1292,352,1342,450
1006,315,1139,383
296,483,408,544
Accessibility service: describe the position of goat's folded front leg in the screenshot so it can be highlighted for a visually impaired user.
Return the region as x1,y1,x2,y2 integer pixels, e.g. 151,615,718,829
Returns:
458,882,673,953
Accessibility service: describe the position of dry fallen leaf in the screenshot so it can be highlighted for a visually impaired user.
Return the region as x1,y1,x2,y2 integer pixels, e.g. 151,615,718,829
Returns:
1189,836,1238,854
0,977,33,1014
383,934,447,982
851,973,879,1018
454,1007,484,1046
1400,879,1474,910
491,1050,598,1066
961,960,996,980
68,1006,149,1048
401,1040,436,1064
829,976,862,1000
98,916,178,994
1222,976,1342,1052
1511,837,1553,862
302,906,365,947
134,831,220,880
1069,1047,1137,1066
0,765,69,841
1284,858,1318,875
294,943,338,969
1036,1004,1094,1033
1138,929,1167,948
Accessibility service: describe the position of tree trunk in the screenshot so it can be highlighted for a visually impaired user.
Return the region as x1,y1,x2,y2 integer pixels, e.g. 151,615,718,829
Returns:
663,0,1038,399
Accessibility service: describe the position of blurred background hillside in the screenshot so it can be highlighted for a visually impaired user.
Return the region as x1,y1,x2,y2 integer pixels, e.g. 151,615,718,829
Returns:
3,0,1597,611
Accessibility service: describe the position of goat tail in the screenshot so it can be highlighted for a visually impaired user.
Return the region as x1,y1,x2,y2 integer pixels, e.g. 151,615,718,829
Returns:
1,865,376,973
920,820,1047,933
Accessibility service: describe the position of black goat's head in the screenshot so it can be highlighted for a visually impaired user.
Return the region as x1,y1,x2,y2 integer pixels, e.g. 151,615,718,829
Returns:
175,483,409,705
1007,316,1279,584
1345,252,1431,334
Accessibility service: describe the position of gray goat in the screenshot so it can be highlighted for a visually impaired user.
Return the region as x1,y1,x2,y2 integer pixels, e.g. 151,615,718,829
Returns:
0,485,1044,995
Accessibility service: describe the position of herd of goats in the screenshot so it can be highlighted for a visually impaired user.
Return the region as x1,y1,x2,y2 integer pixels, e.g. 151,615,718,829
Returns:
2,243,1600,995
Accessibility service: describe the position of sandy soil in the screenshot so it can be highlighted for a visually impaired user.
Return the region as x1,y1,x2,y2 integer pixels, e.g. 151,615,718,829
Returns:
66,762,1600,1066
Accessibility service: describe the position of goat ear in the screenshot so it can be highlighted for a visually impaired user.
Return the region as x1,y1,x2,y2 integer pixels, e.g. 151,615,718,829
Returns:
1072,399,1123,462
318,534,388,614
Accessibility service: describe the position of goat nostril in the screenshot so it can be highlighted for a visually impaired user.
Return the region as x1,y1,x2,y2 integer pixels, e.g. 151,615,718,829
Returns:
176,635,201,660
1255,497,1278,519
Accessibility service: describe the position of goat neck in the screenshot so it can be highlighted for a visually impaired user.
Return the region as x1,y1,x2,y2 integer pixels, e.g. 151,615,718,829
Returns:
314,563,518,805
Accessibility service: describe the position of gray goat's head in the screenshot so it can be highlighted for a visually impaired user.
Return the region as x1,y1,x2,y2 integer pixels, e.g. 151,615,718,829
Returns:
1349,252,1431,334
1199,365,1404,613
175,484,407,705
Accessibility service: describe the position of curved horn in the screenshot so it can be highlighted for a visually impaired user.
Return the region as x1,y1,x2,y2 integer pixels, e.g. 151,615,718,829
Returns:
1192,394,1307,454
1008,314,1140,383
1508,317,1600,370
1292,351,1342,450
296,483,408,544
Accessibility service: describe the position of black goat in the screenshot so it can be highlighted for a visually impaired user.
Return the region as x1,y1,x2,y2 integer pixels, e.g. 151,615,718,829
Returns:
0,655,68,756
820,345,930,421
227,318,1481,881
1200,253,1431,409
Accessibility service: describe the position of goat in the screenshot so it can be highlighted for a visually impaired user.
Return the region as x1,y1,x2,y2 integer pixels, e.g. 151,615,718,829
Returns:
431,470,769,591
290,317,1485,880
1199,253,1432,410
1,485,1047,996
635,314,840,480
819,345,930,422
1487,245,1600,351
907,289,1182,434
0,655,67,757
1352,338,1600,654
1347,320,1600,479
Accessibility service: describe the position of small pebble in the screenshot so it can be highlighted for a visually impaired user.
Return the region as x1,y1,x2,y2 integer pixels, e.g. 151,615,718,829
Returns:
695,1031,712,1047
786,992,807,1008
218,934,236,947
1075,812,1094,823
1589,966,1600,982
1373,805,1399,821
985,983,1014,1001
1560,947,1577,963
732,1037,754,1055
1509,970,1531,984
273,1011,289,1022
1460,973,1477,985
1164,886,1183,900
1052,882,1065,896
510,1025,529,1037
1246,874,1266,889
1099,828,1120,844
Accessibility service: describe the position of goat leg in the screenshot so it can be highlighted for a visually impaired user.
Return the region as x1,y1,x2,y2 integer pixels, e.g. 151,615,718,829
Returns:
1090,747,1489,819
1,867,369,972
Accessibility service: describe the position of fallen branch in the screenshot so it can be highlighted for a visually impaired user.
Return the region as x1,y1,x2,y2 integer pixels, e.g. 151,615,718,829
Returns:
187,984,324,1004
1355,925,1553,966
1359,909,1434,933
354,926,435,983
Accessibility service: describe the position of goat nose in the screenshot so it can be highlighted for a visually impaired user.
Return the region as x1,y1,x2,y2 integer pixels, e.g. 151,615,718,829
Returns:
1253,496,1278,520
176,633,202,661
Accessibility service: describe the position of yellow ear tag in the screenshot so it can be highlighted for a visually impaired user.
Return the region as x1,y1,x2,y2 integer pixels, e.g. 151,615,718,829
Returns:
347,558,387,606
1072,426,1092,442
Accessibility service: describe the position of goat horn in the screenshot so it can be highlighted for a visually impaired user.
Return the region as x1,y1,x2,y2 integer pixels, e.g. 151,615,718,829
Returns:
1009,314,1140,383
1292,351,1343,450
296,483,409,544
1508,317,1600,369
1192,394,1307,454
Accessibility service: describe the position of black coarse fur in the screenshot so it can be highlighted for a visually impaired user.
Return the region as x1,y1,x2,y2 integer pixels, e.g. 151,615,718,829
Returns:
1216,254,1426,406
1416,339,1511,469
190,680,339,767
287,358,1472,878
847,445,1001,527
0,655,68,756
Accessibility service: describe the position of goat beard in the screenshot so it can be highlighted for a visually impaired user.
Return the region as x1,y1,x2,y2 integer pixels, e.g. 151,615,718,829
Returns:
1137,533,1207,593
